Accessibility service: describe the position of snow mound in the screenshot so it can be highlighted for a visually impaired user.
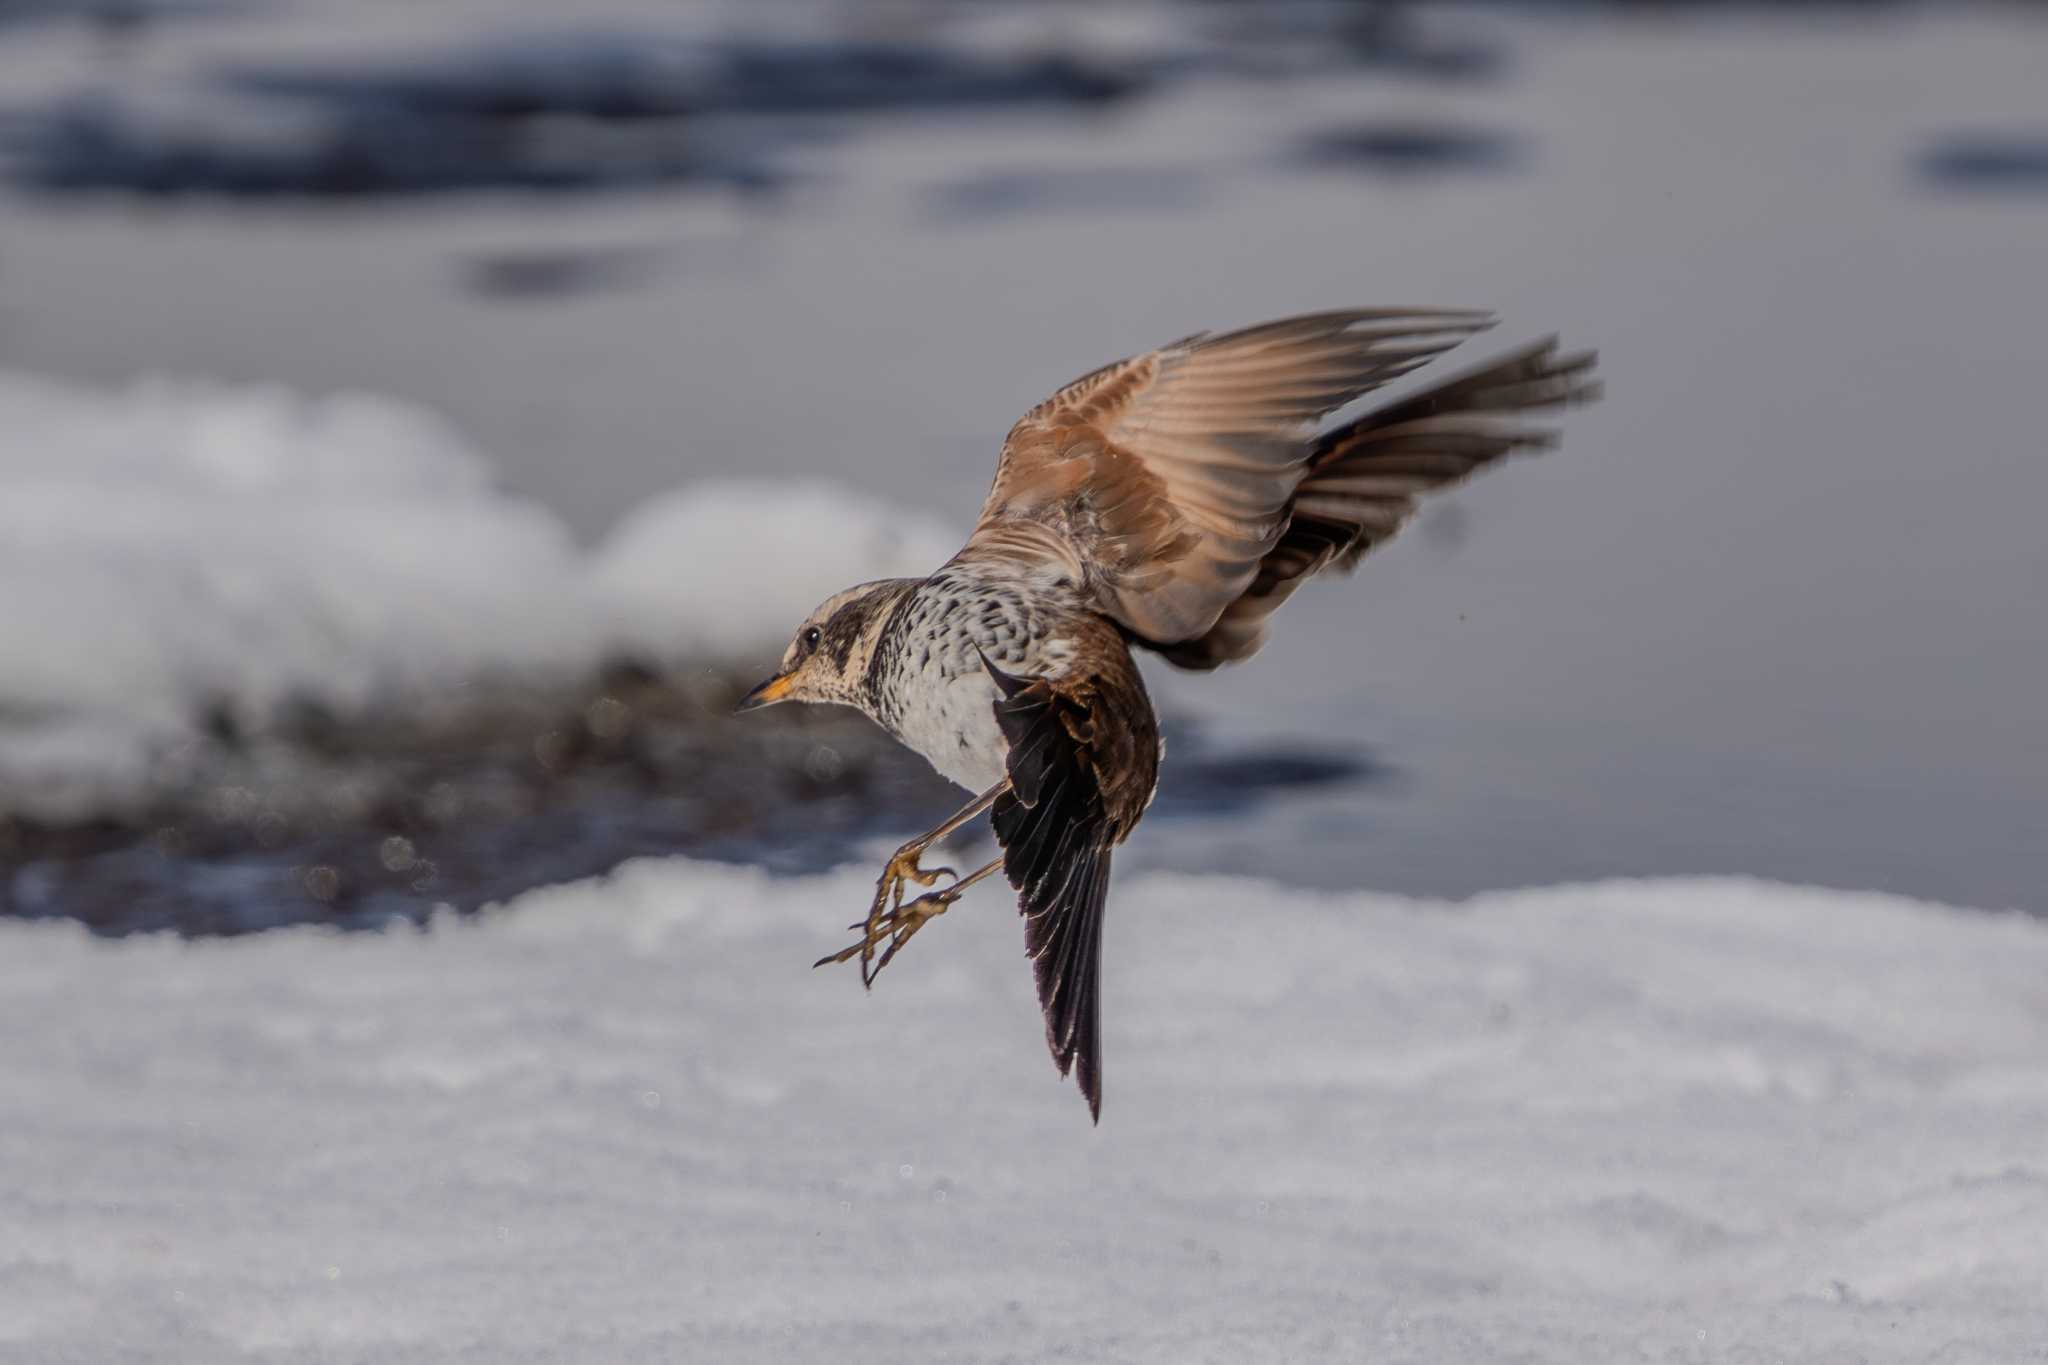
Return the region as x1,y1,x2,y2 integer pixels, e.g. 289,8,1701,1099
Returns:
590,479,961,662
2,868,2043,1362
0,369,957,819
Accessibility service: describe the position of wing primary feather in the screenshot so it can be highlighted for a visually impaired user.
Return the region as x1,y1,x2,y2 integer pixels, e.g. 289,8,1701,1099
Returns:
1149,333,1599,669
967,308,1513,647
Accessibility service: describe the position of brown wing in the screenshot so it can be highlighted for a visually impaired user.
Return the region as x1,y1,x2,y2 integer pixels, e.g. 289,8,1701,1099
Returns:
982,631,1157,1124
963,308,1497,644
1160,337,1601,668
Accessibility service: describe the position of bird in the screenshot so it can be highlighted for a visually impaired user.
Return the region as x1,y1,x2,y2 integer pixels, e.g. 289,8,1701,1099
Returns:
736,308,1599,1121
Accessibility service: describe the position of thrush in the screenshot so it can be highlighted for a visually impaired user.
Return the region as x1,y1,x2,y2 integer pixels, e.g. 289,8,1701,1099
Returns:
737,309,1599,1120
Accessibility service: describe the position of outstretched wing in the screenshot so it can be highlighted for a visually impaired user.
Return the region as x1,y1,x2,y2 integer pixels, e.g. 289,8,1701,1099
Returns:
1159,336,1600,668
965,308,1496,645
981,639,1157,1123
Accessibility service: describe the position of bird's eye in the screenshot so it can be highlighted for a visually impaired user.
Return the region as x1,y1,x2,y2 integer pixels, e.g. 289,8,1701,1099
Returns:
802,626,823,650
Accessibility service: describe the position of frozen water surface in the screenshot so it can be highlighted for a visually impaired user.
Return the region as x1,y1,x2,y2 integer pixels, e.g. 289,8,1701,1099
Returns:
0,4,2041,916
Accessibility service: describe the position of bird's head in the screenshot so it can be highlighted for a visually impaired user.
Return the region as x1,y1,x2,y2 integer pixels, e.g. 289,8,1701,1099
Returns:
735,579,913,714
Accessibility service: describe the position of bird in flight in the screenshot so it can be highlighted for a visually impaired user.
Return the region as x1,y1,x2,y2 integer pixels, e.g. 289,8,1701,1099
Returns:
737,309,1598,1120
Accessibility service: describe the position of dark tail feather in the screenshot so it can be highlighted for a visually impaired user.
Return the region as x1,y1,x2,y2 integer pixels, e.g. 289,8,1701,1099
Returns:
1032,847,1108,1123
988,658,1116,1124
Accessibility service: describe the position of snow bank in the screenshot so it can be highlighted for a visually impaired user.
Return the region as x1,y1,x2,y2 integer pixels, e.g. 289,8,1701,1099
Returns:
2,868,2043,1362
590,479,960,664
0,369,957,819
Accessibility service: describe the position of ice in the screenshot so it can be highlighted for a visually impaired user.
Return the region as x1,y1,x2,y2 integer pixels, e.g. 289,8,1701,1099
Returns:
0,369,957,820
3,21,1147,198
1,866,2043,1361
3,4,2043,904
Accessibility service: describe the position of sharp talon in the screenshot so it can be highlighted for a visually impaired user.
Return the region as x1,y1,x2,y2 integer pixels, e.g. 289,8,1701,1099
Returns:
887,848,949,889
813,941,865,969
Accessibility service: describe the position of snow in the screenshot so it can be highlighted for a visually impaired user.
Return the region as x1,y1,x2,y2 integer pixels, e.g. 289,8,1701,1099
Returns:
1,866,2043,1361
0,370,956,820
589,479,961,667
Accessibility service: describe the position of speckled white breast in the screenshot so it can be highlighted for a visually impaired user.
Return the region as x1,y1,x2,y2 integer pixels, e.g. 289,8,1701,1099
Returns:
889,667,1011,793
866,565,1083,794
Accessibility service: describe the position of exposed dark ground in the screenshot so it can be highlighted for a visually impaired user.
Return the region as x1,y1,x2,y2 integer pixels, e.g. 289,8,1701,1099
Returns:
0,669,1371,935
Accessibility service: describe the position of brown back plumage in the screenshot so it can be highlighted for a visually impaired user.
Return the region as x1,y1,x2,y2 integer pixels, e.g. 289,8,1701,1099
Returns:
962,310,1598,667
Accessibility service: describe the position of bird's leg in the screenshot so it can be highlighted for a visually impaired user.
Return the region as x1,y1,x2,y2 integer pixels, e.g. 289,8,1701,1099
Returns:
814,857,1006,982
847,779,1009,985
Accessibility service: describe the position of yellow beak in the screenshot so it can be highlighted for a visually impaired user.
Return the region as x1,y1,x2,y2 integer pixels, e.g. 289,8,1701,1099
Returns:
735,672,795,713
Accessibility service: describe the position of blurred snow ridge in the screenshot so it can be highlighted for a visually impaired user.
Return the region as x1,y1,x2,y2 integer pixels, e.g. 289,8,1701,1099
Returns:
0,368,957,819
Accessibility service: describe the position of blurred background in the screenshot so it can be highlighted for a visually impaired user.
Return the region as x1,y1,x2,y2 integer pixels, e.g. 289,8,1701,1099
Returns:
1,0,2043,935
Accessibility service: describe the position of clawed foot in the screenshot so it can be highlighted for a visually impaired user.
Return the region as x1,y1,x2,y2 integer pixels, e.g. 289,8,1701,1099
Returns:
812,846,954,987
813,881,963,985
883,845,953,898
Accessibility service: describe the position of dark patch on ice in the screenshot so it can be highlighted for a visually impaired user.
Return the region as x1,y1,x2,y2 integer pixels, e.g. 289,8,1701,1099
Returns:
460,242,672,300
1295,121,1527,178
5,27,1150,199
0,673,1386,936
217,36,719,123
921,166,1206,224
0,0,247,34
1150,739,1384,819
221,35,1148,121
1200,3,1512,84
1918,134,2048,194
0,667,955,935
6,91,786,198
